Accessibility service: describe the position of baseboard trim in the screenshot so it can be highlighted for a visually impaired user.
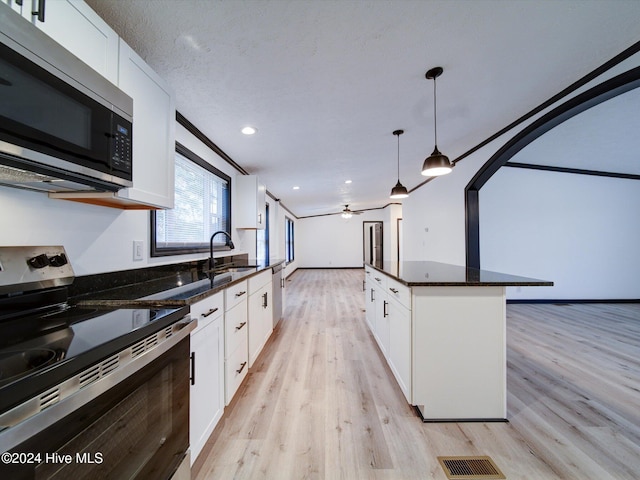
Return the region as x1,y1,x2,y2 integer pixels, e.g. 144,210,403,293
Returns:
507,299,640,304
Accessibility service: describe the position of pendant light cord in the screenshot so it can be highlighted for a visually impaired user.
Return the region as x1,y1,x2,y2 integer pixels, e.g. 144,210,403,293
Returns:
433,77,438,147
397,133,401,180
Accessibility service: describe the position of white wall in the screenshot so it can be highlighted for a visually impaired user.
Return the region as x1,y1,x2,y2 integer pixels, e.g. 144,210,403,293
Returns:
0,187,149,276
402,58,640,300
297,210,382,268
384,203,403,262
480,168,640,300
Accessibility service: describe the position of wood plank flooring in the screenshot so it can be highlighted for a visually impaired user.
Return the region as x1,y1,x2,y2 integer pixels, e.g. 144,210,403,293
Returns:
193,269,640,480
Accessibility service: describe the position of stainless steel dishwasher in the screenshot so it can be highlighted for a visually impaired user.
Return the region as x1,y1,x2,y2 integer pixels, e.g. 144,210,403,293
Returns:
272,263,284,327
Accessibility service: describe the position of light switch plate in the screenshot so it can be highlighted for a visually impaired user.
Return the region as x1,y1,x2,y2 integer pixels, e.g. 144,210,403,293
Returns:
133,240,144,261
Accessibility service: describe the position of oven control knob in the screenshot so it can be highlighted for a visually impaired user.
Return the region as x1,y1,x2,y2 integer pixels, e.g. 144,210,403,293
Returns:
48,254,68,267
28,254,50,269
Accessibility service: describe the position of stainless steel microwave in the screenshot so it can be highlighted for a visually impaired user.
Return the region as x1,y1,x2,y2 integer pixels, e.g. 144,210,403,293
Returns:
0,4,133,193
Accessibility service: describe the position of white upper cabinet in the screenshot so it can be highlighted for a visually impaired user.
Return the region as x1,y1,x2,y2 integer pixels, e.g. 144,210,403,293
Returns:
7,0,177,209
235,175,266,229
113,38,175,209
5,0,118,84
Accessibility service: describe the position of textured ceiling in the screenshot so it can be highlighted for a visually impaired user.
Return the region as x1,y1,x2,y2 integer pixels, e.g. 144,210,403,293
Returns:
85,0,640,217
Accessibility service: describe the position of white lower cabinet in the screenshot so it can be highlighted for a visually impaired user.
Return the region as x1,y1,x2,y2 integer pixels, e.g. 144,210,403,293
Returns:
364,265,412,402
364,265,507,420
224,280,249,405
189,292,224,465
387,297,411,403
248,270,273,367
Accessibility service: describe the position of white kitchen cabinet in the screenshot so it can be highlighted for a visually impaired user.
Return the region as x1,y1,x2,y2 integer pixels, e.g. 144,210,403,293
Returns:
224,280,249,405
364,264,508,420
364,275,375,331
248,270,273,367
113,39,175,208
387,296,411,403
364,264,411,402
3,0,119,84
189,292,224,465
235,175,266,229
375,284,390,355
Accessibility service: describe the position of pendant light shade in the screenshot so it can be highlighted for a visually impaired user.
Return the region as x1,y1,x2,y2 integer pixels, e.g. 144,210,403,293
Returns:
422,67,453,177
389,129,409,199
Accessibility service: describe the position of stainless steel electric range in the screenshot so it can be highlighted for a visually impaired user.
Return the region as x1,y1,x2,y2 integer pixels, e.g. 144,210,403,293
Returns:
0,246,194,480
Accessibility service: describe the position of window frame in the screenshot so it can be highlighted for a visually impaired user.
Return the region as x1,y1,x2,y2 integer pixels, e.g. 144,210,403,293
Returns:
150,142,232,257
285,216,295,263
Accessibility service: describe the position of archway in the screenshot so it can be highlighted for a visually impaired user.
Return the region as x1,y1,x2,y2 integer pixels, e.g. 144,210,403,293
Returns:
465,66,640,269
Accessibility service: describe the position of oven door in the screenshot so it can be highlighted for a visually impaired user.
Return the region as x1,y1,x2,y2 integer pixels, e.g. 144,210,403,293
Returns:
1,335,190,480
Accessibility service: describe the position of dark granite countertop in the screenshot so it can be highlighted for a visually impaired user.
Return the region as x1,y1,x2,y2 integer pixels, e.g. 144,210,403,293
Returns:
72,259,285,308
367,261,553,287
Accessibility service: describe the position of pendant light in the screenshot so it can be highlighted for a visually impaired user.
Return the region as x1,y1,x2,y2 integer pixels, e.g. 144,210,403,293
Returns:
389,129,409,199
422,66,453,176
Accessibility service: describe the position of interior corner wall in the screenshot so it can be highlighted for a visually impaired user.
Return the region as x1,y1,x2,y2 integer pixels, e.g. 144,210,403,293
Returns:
296,210,385,268
383,204,402,262
480,167,640,300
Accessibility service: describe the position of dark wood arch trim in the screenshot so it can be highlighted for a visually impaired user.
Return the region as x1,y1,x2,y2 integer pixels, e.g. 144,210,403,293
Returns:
465,66,640,269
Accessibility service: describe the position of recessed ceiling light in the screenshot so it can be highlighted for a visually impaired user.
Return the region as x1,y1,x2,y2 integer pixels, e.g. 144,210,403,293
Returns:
345,180,352,184
241,126,257,135
293,186,300,190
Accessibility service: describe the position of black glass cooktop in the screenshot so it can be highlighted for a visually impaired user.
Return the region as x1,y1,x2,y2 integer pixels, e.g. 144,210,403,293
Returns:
0,303,189,414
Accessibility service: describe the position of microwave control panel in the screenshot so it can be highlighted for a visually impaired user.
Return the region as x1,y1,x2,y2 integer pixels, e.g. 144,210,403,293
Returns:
112,122,132,176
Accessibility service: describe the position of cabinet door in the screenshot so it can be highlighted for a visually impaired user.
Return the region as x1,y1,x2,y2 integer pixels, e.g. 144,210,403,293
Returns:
24,0,119,84
375,287,390,356
388,299,411,403
365,285,376,332
235,175,266,229
190,316,224,464
117,39,176,208
248,281,273,367
225,300,248,405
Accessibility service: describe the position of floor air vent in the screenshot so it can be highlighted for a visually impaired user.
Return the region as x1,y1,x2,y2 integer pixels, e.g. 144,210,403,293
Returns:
438,456,505,479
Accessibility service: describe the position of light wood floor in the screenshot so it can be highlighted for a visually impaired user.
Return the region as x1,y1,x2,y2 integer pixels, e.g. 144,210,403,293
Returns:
193,269,640,480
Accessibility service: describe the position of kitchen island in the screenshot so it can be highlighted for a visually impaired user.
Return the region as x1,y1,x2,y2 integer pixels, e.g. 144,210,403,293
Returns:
364,261,552,421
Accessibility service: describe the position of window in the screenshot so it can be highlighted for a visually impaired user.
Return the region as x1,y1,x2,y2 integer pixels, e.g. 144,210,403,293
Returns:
151,143,231,257
285,216,295,263
256,203,269,264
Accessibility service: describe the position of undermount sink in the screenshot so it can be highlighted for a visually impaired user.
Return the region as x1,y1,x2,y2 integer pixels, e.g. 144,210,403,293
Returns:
222,266,257,273
207,265,258,275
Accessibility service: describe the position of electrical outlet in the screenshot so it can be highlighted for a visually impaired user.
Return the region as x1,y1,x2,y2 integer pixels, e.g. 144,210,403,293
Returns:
133,240,144,261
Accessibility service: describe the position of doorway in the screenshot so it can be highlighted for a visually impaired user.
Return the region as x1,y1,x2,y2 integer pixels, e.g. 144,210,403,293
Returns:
363,221,383,268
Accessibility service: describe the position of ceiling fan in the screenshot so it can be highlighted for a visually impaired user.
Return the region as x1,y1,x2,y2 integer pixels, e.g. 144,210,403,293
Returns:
341,205,362,219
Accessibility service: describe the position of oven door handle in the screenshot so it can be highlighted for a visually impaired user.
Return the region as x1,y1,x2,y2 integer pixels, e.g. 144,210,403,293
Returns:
173,316,196,332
